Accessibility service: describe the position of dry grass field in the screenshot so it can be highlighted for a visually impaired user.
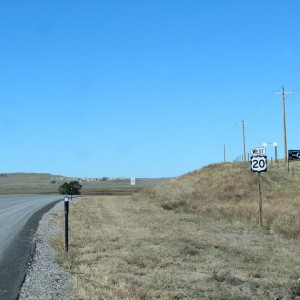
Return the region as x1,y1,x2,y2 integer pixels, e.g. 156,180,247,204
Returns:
0,173,166,195
0,173,58,194
51,160,300,299
140,161,300,239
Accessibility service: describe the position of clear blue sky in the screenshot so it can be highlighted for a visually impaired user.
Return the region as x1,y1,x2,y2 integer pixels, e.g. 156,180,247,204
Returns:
0,0,299,178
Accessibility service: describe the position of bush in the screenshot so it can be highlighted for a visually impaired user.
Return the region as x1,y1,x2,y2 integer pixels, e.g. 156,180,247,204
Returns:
59,181,82,195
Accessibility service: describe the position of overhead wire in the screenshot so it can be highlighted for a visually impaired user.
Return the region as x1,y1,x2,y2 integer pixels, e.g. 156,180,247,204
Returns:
222,94,283,161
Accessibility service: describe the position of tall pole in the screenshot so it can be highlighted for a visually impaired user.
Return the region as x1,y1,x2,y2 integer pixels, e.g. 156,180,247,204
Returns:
273,86,293,163
282,87,288,163
242,119,246,162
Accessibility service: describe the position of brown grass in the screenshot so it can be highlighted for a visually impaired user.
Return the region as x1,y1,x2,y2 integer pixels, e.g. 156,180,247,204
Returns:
139,161,300,238
51,160,300,299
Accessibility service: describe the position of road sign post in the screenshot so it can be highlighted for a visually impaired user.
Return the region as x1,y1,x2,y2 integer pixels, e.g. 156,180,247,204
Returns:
250,153,267,227
130,178,136,194
258,172,263,227
273,142,278,164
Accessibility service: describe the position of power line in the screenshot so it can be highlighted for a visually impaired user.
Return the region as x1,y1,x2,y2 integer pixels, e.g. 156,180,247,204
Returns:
242,94,276,121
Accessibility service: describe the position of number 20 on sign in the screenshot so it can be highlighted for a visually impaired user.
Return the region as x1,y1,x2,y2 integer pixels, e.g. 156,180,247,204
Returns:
251,156,267,173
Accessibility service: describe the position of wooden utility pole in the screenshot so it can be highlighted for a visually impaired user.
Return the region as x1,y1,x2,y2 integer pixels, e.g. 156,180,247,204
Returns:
258,172,263,227
282,87,287,163
273,86,293,163
242,119,246,162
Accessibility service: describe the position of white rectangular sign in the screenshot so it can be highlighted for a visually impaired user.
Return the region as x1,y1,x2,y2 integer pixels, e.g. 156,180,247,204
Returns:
250,147,266,156
130,178,136,186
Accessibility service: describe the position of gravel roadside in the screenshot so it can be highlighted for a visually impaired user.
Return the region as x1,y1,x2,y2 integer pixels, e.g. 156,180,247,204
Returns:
18,201,72,300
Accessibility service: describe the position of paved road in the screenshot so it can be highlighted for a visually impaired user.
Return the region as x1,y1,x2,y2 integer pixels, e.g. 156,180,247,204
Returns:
0,195,64,300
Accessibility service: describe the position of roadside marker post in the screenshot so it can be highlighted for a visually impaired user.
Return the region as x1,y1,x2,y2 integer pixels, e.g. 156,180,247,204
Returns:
64,196,69,252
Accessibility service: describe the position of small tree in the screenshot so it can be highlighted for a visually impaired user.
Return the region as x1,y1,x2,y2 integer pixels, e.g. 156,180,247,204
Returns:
59,181,82,195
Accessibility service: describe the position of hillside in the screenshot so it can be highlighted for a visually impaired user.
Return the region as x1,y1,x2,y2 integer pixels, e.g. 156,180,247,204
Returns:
0,173,56,194
51,160,300,299
138,160,300,238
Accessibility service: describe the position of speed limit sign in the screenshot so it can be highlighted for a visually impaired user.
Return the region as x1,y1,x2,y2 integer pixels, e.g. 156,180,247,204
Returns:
251,156,267,172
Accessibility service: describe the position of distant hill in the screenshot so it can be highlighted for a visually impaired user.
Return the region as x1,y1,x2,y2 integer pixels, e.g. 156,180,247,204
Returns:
0,173,171,195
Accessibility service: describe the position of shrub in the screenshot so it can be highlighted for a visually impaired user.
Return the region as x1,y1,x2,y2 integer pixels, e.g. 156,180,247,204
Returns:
59,181,82,195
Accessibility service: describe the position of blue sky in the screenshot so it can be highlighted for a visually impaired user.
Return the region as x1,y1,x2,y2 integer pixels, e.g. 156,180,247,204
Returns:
0,0,299,178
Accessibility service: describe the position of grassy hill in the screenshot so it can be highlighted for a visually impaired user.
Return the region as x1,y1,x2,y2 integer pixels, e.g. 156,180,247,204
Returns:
51,160,300,299
138,160,300,238
0,173,57,194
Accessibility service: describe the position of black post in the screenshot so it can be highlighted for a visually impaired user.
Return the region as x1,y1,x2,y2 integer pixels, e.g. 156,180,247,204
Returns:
64,196,69,252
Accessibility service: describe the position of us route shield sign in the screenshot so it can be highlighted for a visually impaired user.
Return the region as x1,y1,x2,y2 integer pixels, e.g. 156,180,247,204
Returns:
251,156,267,173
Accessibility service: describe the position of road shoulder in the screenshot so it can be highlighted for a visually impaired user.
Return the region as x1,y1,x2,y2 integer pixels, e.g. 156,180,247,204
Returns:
0,200,61,300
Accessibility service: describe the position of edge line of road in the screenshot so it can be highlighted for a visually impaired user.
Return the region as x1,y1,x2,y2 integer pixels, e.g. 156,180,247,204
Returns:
0,200,40,214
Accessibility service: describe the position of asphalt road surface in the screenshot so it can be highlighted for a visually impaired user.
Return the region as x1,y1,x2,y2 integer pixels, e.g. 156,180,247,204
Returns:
0,195,64,300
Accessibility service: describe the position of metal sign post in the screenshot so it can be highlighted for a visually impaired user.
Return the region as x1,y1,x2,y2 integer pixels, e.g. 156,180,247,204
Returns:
262,142,278,166
273,143,278,164
64,196,69,252
130,178,136,194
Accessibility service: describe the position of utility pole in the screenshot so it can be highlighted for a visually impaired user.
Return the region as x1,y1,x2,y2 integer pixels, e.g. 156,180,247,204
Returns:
273,86,293,163
242,119,246,162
